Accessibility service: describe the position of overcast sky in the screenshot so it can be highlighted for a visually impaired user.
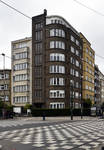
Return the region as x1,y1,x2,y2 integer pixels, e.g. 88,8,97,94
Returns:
0,0,104,73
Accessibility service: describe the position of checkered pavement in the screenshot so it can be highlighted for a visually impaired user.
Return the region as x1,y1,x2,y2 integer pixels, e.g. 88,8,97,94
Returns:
0,119,104,149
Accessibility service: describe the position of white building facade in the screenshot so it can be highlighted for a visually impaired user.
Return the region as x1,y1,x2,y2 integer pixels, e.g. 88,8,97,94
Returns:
11,37,32,106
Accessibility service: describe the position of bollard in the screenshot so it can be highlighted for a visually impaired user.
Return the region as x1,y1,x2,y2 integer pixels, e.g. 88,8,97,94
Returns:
42,112,45,121
43,116,45,121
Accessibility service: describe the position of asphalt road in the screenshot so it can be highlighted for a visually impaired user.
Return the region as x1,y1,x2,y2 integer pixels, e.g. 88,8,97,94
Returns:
0,117,104,150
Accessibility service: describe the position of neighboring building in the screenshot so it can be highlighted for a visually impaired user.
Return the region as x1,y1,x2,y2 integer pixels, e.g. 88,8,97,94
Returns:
11,37,32,106
99,71,104,105
32,10,83,109
94,65,101,107
80,33,95,104
0,69,11,104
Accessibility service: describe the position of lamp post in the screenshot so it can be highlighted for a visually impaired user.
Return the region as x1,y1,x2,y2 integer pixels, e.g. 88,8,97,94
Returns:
70,82,73,120
1,53,5,119
2,53,5,101
81,76,83,119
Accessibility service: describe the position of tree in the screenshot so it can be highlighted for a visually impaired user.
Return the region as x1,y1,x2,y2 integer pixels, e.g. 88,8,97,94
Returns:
24,104,32,110
0,101,4,108
83,99,92,109
101,102,104,111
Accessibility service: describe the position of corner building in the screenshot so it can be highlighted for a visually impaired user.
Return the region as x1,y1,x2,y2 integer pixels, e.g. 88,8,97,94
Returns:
32,10,83,109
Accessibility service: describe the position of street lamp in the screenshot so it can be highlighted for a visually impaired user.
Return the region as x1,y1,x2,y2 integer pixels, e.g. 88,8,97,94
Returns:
2,53,5,102
81,75,83,119
1,53,5,118
70,81,74,120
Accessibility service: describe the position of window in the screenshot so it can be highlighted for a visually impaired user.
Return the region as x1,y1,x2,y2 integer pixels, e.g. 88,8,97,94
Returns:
75,71,79,77
80,64,82,69
75,92,79,98
50,41,54,48
50,90,65,98
34,79,42,88
50,102,65,109
86,76,88,81
70,68,74,76
50,65,65,74
0,73,4,79
76,82,79,88
76,50,79,56
35,23,43,30
36,31,42,41
34,91,42,99
5,96,9,101
89,51,92,56
35,55,42,65
13,96,28,103
50,29,65,37
86,94,88,99
14,52,28,60
50,53,65,62
13,85,29,92
86,85,88,90
89,77,92,82
70,57,75,64
89,69,92,74
70,79,74,85
34,67,42,77
75,103,79,108
92,53,95,59
71,35,75,42
71,46,75,53
89,60,92,65
86,48,88,53
92,79,94,83
76,60,79,67
86,66,88,72
0,85,8,90
76,40,79,46
0,73,9,79
50,78,65,86
70,91,75,98
89,86,92,91
15,42,27,49
35,43,42,54
5,74,9,79
14,63,28,71
14,74,28,81
51,19,63,25
50,41,65,49
86,57,88,63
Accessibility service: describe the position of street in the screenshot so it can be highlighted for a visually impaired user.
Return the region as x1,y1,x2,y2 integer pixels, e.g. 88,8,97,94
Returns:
0,117,104,150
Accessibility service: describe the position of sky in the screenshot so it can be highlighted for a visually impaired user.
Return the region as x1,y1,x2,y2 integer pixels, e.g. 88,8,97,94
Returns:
0,0,104,73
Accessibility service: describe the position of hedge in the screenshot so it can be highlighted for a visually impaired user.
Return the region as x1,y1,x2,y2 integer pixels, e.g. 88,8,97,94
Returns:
31,108,91,117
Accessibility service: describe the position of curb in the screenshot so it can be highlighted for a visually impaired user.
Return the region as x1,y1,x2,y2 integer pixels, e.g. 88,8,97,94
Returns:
0,145,2,150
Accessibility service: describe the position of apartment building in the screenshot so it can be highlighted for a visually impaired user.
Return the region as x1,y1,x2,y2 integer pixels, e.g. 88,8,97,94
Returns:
0,69,11,104
80,33,95,104
94,65,101,107
32,10,83,109
99,71,104,104
11,37,32,106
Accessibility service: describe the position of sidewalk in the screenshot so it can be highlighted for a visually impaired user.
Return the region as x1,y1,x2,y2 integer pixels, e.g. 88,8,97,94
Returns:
14,116,99,122
0,145,2,150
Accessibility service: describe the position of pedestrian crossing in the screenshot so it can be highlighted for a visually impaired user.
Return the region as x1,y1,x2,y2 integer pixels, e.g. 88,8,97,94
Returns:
0,119,104,149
